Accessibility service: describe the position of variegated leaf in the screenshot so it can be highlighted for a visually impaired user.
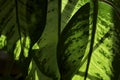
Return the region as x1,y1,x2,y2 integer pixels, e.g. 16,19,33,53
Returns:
58,3,90,80
72,1,120,80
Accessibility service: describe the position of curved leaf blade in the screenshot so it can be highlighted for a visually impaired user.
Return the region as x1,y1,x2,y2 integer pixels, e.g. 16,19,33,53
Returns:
31,0,60,80
74,1,120,80
26,0,48,46
58,3,90,80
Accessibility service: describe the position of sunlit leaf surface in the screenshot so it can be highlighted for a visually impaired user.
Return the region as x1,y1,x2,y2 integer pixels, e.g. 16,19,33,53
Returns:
58,3,90,80
72,1,120,80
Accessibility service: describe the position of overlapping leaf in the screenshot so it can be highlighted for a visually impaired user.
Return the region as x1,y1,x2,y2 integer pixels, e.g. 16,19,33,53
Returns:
30,0,60,80
0,0,47,54
0,0,48,79
72,1,120,80
0,0,120,80
61,0,89,31
57,3,90,80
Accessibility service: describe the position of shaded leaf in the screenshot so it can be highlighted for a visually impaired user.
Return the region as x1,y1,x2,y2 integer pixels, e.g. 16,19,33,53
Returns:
0,0,48,54
26,0,48,46
31,0,60,80
26,58,52,80
0,0,48,79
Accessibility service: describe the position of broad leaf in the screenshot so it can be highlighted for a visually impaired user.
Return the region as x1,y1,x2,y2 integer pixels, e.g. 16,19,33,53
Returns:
72,1,120,80
30,0,60,80
58,3,90,80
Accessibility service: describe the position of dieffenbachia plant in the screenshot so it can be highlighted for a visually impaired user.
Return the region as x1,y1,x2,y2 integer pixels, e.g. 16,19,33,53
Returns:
0,0,120,80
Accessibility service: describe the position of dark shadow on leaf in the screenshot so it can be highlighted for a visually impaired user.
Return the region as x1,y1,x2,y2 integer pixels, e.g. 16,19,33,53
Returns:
111,3,120,79
26,0,48,46
23,0,48,77
93,28,112,51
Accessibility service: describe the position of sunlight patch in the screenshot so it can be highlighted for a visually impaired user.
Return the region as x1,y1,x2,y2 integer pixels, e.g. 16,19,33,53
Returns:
23,36,30,57
72,75,83,80
32,43,39,49
0,35,7,48
14,39,22,60
35,70,39,80
28,61,33,74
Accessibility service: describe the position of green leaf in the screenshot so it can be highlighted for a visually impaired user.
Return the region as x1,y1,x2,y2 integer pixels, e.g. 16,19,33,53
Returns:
61,0,89,31
0,0,47,53
0,0,48,79
26,0,48,46
58,3,90,80
72,1,120,80
1,0,120,80
84,0,98,79
30,0,60,80
26,58,52,80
